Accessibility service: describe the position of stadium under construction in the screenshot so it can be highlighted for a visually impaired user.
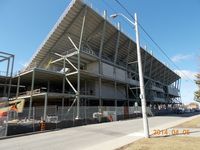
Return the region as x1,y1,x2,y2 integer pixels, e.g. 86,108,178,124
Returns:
0,0,181,135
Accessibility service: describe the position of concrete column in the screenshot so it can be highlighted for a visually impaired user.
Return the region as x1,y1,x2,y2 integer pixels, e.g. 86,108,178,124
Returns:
98,10,107,113
28,69,35,120
8,55,14,98
43,93,48,121
16,74,21,98
62,73,65,120
115,99,117,114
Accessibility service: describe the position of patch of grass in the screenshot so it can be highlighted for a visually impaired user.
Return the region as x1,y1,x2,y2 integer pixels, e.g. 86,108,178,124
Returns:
175,117,200,128
119,136,200,150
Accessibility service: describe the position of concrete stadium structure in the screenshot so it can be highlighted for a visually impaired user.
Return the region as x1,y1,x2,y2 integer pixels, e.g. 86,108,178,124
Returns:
1,0,181,120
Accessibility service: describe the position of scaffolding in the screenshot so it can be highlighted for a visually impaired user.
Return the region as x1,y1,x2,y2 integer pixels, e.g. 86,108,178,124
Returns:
0,51,14,98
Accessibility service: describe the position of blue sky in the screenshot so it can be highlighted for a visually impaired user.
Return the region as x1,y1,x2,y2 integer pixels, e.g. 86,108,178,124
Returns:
0,0,199,104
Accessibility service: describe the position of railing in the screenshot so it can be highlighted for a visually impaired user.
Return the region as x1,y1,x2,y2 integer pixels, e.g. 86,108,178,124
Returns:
81,47,97,56
80,90,96,96
61,47,97,57
19,89,42,97
0,71,11,77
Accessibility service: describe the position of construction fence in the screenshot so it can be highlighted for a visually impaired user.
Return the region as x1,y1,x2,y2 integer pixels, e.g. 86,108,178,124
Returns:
5,105,155,136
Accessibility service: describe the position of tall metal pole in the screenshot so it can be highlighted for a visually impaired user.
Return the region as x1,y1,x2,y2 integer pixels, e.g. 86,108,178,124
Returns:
134,13,149,138
76,7,87,119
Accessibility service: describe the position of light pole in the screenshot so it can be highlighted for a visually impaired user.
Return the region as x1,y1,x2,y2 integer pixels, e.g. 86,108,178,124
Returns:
110,13,150,138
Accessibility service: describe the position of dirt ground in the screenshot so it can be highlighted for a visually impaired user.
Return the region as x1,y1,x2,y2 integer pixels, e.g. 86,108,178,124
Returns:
118,116,200,150
118,136,200,150
175,116,200,128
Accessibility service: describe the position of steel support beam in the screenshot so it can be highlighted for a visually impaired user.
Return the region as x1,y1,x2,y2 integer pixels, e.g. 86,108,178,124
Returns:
28,69,35,120
66,77,77,93
125,40,132,105
143,50,147,75
8,55,14,97
16,74,21,98
98,10,107,111
0,57,8,62
76,7,87,119
66,71,78,76
0,51,14,56
65,57,78,70
62,57,66,120
113,22,121,113
3,58,10,96
68,36,79,51
114,23,121,64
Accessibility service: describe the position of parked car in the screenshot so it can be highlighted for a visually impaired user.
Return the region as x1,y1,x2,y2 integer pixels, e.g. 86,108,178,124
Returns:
176,108,185,114
185,109,191,113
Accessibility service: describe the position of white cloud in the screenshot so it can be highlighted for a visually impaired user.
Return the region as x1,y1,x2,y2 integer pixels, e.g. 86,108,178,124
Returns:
174,69,197,80
171,54,193,62
181,80,198,104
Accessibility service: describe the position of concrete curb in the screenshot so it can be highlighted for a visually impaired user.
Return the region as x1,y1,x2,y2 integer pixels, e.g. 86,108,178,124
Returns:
0,129,59,140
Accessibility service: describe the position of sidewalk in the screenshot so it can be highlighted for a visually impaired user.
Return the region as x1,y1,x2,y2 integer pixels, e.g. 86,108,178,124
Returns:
85,114,200,150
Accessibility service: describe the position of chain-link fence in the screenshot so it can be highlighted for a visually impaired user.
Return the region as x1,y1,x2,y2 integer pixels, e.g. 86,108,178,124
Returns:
0,99,8,138
0,116,7,137
5,105,154,136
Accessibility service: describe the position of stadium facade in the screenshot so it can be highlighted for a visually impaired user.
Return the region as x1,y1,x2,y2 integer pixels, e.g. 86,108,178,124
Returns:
1,0,181,120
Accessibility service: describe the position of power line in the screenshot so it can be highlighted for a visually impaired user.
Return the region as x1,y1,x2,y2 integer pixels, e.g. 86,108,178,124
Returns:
113,0,193,82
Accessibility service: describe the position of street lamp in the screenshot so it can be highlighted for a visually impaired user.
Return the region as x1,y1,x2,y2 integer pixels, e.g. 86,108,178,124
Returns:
110,13,150,138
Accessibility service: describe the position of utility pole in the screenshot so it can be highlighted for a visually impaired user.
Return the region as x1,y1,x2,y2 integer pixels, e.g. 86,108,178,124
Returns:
134,13,149,138
110,13,150,138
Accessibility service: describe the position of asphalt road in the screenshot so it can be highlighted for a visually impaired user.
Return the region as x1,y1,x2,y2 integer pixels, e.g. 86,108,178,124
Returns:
0,113,199,150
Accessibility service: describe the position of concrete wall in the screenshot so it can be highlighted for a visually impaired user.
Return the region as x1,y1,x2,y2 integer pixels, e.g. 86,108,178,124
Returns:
152,85,164,93
86,62,131,84
85,61,139,99
116,68,126,81
116,86,126,99
102,63,114,77
86,62,99,74
101,83,126,99
80,81,97,95
152,97,166,103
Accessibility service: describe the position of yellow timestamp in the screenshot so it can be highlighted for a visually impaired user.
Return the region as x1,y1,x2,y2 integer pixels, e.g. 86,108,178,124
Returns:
153,129,190,136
